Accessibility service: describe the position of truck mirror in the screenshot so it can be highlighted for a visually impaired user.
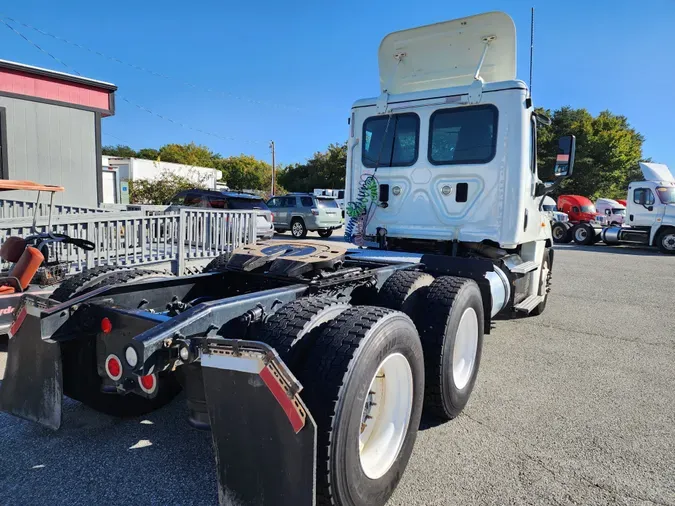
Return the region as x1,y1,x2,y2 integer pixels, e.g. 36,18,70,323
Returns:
554,135,576,177
605,209,611,215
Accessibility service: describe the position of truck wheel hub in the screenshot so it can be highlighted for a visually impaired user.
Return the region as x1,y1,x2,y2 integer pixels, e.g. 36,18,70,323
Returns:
452,308,479,390
359,352,413,479
663,233,675,250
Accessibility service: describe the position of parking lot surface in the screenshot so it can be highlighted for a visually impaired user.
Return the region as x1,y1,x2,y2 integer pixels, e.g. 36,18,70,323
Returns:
1,241,674,505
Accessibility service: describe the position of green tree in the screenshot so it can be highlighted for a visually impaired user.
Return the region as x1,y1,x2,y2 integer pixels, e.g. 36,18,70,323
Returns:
536,107,644,200
215,155,274,192
137,148,160,160
277,142,347,192
102,144,137,157
127,169,208,204
158,142,218,167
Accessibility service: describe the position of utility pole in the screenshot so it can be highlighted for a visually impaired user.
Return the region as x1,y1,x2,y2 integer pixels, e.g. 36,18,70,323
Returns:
270,140,276,196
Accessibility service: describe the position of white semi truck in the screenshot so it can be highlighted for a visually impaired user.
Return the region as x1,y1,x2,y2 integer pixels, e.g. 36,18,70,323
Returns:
596,163,675,253
0,12,576,506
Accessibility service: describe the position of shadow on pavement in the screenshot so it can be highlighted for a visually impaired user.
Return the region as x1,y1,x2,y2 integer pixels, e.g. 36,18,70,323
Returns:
553,243,665,257
0,391,218,505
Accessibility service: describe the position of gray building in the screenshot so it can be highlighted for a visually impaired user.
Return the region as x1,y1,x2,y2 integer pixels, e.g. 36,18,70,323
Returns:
0,60,116,207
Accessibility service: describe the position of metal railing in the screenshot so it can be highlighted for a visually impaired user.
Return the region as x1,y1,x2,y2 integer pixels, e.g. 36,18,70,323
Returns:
0,209,257,275
0,198,107,219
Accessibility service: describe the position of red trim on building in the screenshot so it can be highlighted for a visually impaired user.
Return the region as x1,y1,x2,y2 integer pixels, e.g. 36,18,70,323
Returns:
0,68,114,116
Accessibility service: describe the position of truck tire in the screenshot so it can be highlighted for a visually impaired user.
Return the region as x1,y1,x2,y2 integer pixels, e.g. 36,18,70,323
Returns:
318,229,333,238
58,268,181,417
51,265,138,302
530,248,552,316
656,228,675,254
202,252,232,273
417,276,483,420
291,218,308,239
299,307,424,506
572,223,595,245
259,297,350,369
551,222,571,244
377,270,434,318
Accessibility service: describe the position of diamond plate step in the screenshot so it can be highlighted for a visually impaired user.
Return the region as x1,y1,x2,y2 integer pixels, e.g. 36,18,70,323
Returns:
514,294,545,313
510,261,539,274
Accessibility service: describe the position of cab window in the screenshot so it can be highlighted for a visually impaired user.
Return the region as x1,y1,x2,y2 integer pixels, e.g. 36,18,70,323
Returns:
429,105,498,165
362,113,419,168
634,188,655,206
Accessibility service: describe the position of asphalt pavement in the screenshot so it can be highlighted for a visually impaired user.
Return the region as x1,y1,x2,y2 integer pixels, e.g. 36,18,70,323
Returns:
1,239,674,505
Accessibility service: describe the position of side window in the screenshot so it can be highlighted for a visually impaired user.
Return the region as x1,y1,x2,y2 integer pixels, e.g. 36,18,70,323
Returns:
338,190,345,199
207,196,226,209
183,193,203,207
634,188,655,206
362,113,419,168
300,196,314,207
267,198,279,208
284,196,297,208
429,105,498,165
170,193,186,205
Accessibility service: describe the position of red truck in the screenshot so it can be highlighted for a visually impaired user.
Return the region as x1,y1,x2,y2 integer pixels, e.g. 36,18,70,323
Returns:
551,195,607,245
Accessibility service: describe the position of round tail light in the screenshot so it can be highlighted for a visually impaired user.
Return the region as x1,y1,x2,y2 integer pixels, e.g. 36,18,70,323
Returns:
105,354,123,381
139,374,157,394
101,317,113,334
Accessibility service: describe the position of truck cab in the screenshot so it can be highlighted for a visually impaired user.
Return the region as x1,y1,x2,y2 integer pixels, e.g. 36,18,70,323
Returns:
595,198,626,226
345,12,571,258
557,195,606,225
626,163,675,248
541,196,568,223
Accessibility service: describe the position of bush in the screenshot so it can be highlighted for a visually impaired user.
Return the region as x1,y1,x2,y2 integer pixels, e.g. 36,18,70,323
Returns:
128,170,208,204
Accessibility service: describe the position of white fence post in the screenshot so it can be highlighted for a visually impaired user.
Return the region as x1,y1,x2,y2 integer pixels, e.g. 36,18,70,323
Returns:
177,209,187,275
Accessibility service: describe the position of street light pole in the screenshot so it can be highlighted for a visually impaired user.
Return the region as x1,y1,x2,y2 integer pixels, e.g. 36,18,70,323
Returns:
270,140,276,196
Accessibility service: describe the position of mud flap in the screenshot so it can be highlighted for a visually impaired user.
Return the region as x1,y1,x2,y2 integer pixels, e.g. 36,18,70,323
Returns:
0,308,63,430
202,339,316,506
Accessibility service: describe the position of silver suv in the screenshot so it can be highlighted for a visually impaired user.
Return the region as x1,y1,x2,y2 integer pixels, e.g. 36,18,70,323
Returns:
267,193,343,238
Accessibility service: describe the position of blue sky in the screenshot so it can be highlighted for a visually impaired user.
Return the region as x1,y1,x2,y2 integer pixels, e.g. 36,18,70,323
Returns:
1,0,673,171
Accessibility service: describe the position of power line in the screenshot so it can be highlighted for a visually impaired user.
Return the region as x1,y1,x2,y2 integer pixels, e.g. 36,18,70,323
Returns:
0,16,264,145
0,14,304,112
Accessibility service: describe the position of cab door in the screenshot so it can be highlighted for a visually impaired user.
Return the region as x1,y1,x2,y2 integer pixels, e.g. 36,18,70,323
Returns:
629,187,661,227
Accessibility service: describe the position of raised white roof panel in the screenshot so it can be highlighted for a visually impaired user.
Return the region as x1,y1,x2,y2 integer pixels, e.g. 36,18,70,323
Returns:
639,162,675,183
378,12,516,94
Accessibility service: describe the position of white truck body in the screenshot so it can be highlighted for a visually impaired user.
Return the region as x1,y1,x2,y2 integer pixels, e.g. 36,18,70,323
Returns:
595,198,626,225
600,163,675,253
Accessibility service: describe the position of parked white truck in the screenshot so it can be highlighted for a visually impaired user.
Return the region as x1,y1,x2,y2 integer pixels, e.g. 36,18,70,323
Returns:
542,195,569,224
0,12,576,506
597,162,675,253
595,198,626,225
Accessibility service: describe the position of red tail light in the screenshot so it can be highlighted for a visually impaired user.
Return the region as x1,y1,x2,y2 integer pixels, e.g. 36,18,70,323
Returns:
101,317,112,334
270,213,274,222
139,374,157,394
311,208,319,216
105,354,123,381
